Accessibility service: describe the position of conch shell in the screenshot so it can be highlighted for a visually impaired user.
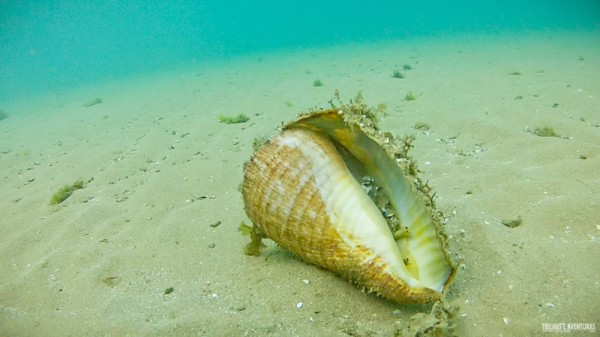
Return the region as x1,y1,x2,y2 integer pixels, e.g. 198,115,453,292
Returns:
242,100,456,304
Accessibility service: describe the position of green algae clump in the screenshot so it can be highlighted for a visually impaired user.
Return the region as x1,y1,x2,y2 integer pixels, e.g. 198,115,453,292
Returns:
218,113,249,124
405,92,417,101
392,70,405,78
50,179,85,205
533,126,560,137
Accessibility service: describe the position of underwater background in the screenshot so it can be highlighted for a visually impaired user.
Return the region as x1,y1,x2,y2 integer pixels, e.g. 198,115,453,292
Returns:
1,1,599,336
1,0,599,103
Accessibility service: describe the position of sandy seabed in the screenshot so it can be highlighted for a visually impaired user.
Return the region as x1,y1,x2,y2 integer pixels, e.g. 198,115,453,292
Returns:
1,30,599,336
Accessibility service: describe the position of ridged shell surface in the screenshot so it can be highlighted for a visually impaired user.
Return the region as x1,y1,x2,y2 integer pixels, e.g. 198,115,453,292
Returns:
242,109,455,304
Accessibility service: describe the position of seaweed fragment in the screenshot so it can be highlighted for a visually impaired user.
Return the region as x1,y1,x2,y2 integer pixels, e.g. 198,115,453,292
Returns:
218,113,249,124
240,222,266,256
413,122,430,131
49,179,86,205
532,126,560,138
392,70,405,78
501,216,523,228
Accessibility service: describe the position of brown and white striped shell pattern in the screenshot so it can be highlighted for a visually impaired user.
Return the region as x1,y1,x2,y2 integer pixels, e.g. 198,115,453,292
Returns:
242,106,456,304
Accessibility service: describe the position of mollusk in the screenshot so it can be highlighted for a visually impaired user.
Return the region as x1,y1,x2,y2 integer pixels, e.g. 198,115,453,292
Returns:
242,107,456,304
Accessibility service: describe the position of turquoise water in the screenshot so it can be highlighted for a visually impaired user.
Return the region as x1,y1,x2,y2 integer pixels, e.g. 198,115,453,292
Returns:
1,2,599,336
1,1,598,102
